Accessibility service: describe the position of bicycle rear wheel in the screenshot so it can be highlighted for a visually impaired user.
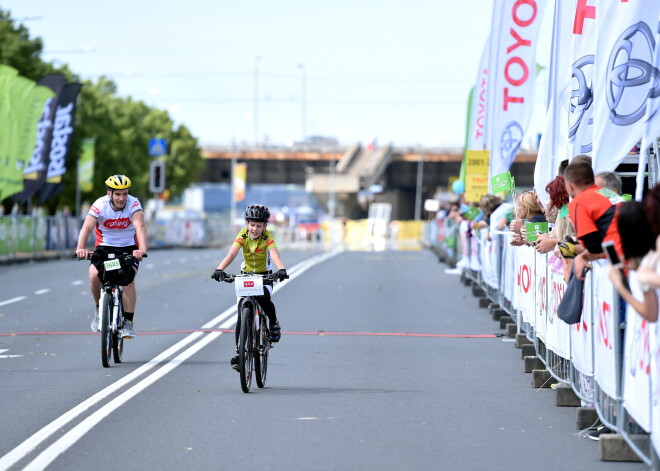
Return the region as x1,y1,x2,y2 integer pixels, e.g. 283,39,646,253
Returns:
238,306,254,393
255,313,268,388
100,292,112,368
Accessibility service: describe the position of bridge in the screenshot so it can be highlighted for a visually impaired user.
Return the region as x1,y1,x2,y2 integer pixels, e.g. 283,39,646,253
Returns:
201,144,538,219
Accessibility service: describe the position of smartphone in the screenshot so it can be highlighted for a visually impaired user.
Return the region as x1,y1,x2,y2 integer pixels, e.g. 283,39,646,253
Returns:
602,240,622,268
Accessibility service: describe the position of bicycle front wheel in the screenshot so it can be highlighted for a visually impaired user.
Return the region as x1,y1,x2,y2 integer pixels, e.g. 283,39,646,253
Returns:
100,292,113,368
238,306,254,393
255,313,268,388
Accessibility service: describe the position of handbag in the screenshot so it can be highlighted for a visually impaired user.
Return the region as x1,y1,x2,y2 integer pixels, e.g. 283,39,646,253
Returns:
557,264,585,325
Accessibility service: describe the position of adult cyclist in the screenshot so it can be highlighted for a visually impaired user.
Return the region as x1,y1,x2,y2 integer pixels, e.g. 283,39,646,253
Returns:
211,204,288,371
76,174,148,338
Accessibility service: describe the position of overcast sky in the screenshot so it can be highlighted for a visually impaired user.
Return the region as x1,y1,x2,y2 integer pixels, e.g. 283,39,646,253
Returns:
3,0,552,149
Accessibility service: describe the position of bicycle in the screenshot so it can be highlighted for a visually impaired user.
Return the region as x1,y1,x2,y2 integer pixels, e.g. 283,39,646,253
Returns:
221,273,287,393
79,251,147,368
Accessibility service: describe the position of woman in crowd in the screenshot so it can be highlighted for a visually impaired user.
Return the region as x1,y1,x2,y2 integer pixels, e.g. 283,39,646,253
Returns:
608,200,658,321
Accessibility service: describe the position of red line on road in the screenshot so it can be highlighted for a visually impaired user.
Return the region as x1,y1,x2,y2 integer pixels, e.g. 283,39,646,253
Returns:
0,330,499,338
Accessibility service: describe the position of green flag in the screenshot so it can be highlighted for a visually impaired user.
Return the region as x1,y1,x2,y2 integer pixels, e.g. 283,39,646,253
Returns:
79,138,95,193
459,87,474,185
0,65,19,199
490,171,514,193
3,76,39,199
525,222,549,242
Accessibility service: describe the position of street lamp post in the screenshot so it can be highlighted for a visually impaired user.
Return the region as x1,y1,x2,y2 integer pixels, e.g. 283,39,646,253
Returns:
414,147,424,220
253,56,261,148
298,63,307,142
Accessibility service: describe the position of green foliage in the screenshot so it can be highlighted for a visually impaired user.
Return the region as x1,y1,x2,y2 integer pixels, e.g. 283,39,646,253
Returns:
0,9,204,213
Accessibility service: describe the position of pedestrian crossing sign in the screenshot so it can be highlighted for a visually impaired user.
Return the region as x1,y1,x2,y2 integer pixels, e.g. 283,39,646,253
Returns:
149,138,167,157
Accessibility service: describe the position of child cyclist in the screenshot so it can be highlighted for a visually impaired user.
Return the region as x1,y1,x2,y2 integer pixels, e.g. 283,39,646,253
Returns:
211,204,288,371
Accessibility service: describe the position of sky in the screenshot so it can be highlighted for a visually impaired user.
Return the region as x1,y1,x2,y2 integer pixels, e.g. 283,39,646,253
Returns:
2,0,553,150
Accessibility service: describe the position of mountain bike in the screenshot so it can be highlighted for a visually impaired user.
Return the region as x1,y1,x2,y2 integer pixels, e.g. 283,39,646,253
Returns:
222,273,286,393
80,251,146,368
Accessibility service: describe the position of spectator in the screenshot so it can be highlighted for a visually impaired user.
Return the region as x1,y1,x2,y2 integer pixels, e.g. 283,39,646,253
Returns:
509,190,546,246
534,175,572,254
608,201,658,321
564,158,624,280
595,171,622,195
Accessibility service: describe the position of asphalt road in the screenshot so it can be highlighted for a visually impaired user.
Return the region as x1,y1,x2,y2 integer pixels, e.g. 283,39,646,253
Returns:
0,246,645,471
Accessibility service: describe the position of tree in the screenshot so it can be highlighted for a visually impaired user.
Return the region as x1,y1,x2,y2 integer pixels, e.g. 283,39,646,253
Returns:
0,9,204,214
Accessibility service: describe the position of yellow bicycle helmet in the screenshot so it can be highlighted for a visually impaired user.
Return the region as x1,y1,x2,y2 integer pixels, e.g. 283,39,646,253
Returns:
105,174,131,191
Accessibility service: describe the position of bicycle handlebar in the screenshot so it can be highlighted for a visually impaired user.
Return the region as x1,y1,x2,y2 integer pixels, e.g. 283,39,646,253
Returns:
222,272,288,283
76,252,148,261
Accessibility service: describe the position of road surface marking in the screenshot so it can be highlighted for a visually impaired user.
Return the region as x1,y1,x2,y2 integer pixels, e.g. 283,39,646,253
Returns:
34,289,50,295
0,296,27,307
2,248,344,471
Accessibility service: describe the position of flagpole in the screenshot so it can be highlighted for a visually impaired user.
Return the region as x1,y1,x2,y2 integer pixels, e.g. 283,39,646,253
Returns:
75,157,81,218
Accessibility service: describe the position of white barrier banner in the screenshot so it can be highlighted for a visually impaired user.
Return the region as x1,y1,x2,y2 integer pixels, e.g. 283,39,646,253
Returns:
651,318,660,456
470,229,482,272
503,238,516,305
534,252,548,341
593,260,620,399
592,1,660,173
546,265,570,359
518,246,536,325
571,268,594,376
623,271,651,432
483,231,500,289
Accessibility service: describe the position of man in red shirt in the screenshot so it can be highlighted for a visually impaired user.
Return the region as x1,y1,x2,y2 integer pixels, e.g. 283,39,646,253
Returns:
564,159,624,280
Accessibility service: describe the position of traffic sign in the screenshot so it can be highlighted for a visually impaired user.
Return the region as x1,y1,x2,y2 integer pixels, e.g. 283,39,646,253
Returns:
149,138,167,157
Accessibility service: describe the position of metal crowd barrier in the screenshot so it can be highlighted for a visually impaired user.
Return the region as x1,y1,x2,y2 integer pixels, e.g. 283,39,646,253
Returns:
0,213,236,263
423,218,660,468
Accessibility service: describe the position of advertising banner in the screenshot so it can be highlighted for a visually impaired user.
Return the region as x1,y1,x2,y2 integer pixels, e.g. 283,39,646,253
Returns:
546,266,570,359
6,85,56,200
593,260,621,399
79,138,96,193
592,1,660,173
622,271,651,432
233,163,246,203
464,150,489,203
486,0,548,178
518,246,536,325
534,252,548,341
39,83,83,203
0,65,19,199
14,74,66,203
467,41,490,152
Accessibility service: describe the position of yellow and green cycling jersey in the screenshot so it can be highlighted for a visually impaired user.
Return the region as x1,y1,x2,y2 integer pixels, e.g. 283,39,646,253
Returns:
232,227,277,273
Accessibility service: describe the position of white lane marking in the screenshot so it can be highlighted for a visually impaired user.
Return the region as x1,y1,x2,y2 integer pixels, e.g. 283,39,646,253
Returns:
0,296,27,307
24,323,230,471
0,333,204,471
34,289,50,295
0,349,22,359
2,248,344,470
71,280,83,286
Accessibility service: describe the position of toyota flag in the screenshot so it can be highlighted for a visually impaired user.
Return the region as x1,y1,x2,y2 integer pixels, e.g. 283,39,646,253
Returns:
486,0,549,179
592,1,660,173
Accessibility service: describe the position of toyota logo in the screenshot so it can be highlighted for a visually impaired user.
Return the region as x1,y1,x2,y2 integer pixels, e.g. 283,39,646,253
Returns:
607,21,660,126
500,121,523,165
570,54,594,153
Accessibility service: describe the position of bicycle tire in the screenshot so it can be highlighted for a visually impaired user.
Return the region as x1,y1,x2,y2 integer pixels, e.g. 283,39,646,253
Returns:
255,313,268,388
101,291,113,368
112,292,124,363
238,306,254,393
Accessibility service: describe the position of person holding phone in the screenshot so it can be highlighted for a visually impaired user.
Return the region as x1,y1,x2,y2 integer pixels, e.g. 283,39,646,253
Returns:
607,201,657,321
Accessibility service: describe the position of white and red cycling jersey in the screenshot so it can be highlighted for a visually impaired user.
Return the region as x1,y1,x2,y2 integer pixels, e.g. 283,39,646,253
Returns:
88,195,144,247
